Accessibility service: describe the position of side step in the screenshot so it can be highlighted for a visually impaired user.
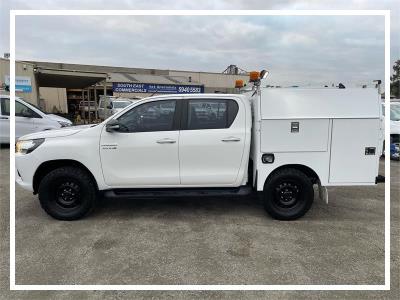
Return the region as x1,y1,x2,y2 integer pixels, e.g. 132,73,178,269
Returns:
103,185,254,199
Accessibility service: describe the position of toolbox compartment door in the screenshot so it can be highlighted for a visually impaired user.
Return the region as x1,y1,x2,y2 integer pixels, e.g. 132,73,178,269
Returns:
329,118,380,184
260,119,329,152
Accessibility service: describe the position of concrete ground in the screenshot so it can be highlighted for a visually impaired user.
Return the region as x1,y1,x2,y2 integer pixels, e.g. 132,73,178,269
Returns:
0,146,399,299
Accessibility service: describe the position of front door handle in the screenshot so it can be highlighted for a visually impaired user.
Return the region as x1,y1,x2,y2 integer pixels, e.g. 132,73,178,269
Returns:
221,137,241,142
156,138,176,144
0,116,9,120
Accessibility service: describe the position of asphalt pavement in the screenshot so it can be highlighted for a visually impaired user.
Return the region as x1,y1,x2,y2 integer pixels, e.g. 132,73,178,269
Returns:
0,147,399,299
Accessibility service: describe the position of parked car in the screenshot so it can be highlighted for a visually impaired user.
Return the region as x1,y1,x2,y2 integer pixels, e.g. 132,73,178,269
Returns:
15,71,384,221
390,142,400,160
107,99,136,116
97,96,116,120
98,97,140,119
0,95,72,144
382,102,400,157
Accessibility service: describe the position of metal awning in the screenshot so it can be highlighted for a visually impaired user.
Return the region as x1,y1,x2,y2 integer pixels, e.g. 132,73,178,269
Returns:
34,67,107,88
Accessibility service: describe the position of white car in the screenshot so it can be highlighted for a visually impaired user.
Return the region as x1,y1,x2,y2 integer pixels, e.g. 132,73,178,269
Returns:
107,99,137,116
382,102,400,149
98,97,141,119
15,72,383,221
0,95,72,143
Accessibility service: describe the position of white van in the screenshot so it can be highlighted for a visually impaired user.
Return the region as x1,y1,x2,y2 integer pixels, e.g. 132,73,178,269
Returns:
0,95,72,143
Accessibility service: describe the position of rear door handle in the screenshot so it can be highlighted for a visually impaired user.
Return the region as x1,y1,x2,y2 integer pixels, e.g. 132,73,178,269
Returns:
156,138,176,144
221,137,241,142
0,116,9,120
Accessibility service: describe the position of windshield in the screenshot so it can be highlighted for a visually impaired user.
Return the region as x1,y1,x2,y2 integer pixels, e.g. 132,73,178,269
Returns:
112,101,131,108
391,104,400,121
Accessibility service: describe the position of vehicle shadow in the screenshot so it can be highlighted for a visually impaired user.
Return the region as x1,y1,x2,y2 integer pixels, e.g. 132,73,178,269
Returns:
92,194,264,219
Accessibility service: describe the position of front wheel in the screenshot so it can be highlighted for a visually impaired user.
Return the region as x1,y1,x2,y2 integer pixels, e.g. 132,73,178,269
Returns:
263,168,314,220
38,167,97,220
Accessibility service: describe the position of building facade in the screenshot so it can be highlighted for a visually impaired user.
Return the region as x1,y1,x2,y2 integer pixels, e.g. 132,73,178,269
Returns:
1,58,249,117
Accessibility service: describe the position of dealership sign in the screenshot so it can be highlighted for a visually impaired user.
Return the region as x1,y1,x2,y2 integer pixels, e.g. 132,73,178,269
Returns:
5,75,32,93
113,82,204,94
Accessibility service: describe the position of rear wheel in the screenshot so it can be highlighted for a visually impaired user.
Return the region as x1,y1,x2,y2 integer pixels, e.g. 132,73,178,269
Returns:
263,168,314,220
38,166,97,220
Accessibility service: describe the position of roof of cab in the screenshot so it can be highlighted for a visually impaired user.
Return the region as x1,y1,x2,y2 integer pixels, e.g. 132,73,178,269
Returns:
142,93,247,101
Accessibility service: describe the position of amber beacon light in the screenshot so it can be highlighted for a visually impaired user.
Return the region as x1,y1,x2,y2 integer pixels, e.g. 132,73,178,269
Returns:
249,71,260,82
235,79,244,88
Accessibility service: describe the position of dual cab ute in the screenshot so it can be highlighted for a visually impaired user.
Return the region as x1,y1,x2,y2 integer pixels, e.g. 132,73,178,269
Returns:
15,71,384,220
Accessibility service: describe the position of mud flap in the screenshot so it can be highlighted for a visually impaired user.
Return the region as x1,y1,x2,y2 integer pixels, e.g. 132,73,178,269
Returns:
317,181,329,204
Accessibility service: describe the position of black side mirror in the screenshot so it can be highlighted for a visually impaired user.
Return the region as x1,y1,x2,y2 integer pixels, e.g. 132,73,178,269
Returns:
106,119,120,132
106,104,112,109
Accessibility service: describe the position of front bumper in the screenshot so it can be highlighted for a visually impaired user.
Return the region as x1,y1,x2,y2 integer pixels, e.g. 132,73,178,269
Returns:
15,152,40,192
15,167,34,192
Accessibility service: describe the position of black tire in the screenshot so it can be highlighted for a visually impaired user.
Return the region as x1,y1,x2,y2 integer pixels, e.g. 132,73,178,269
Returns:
263,168,314,220
38,166,97,220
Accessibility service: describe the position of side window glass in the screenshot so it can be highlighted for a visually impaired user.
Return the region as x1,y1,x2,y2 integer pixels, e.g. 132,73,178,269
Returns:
117,100,176,132
187,99,238,130
15,101,41,118
1,98,10,116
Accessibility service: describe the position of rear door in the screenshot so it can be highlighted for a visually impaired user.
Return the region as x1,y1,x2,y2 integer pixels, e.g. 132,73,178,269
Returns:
179,98,246,185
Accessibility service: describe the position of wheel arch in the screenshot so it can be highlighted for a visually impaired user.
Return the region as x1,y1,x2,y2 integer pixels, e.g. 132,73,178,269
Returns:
33,159,98,194
264,164,320,188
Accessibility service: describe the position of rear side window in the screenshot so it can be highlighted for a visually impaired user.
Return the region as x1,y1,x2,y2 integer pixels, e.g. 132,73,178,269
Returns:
186,99,239,130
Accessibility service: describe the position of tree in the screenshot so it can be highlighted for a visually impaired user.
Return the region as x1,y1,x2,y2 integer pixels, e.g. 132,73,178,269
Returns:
391,59,400,98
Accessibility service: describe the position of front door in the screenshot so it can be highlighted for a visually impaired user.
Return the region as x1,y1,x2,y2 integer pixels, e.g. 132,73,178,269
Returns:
179,98,246,185
0,98,10,143
0,97,35,141
14,100,35,139
100,99,180,187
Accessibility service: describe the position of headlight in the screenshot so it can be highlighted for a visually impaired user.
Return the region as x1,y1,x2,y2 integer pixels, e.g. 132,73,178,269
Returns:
16,139,45,154
58,120,72,127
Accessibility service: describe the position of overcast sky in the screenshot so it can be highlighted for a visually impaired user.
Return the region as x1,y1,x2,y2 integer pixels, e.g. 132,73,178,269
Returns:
1,0,399,87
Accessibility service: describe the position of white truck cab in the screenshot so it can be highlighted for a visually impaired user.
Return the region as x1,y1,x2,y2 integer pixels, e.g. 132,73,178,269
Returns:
15,72,384,220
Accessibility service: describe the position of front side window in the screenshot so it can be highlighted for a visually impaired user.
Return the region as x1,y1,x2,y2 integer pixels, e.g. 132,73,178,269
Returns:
0,98,10,116
16,101,41,118
187,99,238,130
1,98,41,118
117,100,176,132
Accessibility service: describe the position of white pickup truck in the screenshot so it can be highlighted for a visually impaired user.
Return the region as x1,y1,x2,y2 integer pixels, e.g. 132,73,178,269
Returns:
15,71,384,220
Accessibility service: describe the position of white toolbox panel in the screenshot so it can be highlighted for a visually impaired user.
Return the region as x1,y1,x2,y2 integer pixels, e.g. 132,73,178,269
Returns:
260,119,330,153
329,118,380,184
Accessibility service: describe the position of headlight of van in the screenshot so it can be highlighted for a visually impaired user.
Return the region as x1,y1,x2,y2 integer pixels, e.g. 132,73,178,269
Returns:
16,139,45,154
